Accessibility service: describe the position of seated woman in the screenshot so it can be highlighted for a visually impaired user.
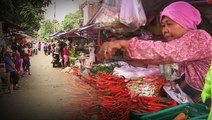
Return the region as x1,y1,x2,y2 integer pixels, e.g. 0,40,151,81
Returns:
98,1,212,105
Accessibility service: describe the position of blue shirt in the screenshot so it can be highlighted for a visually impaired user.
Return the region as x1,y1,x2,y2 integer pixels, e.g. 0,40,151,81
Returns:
4,56,15,73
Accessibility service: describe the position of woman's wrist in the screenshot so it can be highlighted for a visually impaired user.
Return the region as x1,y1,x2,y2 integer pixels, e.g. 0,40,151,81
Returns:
118,40,128,49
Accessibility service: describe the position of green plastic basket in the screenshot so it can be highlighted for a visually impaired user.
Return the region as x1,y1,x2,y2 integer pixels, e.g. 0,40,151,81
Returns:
129,103,209,120
69,56,77,62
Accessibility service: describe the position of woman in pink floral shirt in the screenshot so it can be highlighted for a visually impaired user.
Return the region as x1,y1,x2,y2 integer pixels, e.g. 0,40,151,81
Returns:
98,1,212,104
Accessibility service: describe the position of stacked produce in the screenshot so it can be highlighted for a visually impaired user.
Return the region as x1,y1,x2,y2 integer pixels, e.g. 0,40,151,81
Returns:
67,72,177,120
126,74,165,97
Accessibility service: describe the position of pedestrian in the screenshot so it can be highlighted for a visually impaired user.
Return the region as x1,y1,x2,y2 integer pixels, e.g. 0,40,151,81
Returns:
23,53,31,75
48,43,51,55
27,44,32,56
4,51,20,91
63,45,69,68
32,41,38,55
43,43,48,56
19,46,25,77
98,1,212,105
38,42,41,51
12,46,21,75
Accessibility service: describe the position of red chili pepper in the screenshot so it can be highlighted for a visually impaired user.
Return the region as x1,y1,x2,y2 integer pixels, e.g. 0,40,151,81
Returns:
68,73,172,120
148,102,168,108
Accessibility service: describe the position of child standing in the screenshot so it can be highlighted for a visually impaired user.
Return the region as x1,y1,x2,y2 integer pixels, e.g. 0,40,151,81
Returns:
23,53,31,75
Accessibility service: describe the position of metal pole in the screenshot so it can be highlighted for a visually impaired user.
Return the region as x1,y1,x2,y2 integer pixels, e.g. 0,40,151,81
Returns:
53,1,56,33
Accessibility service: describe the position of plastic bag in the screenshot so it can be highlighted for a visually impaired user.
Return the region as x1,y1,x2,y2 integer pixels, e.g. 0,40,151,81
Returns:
120,0,146,29
127,74,166,97
159,63,180,81
163,84,194,104
94,0,121,28
94,0,146,34
113,64,160,81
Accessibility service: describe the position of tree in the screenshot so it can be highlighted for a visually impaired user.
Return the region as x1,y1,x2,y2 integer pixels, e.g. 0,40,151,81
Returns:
52,19,62,32
39,19,63,41
61,11,83,31
0,0,52,37
40,19,54,40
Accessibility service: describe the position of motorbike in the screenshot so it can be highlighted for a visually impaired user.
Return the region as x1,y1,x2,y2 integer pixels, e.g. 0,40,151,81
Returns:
52,53,61,67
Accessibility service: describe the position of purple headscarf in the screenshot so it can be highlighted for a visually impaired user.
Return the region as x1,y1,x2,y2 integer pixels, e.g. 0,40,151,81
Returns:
160,1,201,30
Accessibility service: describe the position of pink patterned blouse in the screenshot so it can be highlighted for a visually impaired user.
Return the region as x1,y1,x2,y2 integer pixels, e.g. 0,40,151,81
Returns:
126,30,212,91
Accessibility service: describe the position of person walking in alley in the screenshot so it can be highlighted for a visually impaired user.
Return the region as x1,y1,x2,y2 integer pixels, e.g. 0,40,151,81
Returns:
23,53,31,75
63,45,69,68
38,42,41,51
43,43,48,56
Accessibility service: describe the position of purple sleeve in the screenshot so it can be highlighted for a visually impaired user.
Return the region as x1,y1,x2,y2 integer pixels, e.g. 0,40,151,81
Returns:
126,30,212,64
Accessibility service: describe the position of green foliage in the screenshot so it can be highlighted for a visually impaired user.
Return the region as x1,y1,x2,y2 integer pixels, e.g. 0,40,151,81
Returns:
69,47,76,57
40,19,54,40
0,0,52,36
0,0,84,38
53,19,62,32
61,11,83,31
19,3,42,35
39,5,82,41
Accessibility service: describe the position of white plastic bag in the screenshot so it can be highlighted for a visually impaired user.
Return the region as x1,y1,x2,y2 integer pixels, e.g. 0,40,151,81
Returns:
94,0,121,28
94,0,146,33
120,0,146,28
113,64,160,81
163,84,194,104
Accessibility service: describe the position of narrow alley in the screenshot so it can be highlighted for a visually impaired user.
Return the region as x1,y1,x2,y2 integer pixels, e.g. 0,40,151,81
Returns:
0,51,73,120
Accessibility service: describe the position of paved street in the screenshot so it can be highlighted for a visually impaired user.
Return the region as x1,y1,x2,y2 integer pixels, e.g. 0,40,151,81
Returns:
0,51,73,120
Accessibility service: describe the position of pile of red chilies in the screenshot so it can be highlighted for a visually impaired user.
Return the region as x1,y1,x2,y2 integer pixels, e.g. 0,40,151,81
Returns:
67,72,177,120
65,76,97,120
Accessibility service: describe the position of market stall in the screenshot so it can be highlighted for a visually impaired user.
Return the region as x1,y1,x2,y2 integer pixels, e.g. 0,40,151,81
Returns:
64,0,212,120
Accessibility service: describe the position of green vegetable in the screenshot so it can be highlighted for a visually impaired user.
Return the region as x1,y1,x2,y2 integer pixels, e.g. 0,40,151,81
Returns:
201,64,212,120
90,64,120,74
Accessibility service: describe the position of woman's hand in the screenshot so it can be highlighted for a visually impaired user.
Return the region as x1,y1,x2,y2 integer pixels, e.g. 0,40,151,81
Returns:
170,81,177,91
164,81,177,91
98,40,128,60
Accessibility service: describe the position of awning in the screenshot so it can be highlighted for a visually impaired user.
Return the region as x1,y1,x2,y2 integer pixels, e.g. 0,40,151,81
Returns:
49,30,65,39
77,24,99,39
77,24,96,32
2,21,23,32
59,29,81,39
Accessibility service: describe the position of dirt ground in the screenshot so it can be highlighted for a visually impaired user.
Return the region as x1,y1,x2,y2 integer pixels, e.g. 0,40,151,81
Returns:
0,51,76,120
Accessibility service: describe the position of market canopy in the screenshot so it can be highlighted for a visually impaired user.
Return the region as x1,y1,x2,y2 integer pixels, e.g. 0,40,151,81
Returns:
1,20,24,33
12,31,32,44
77,24,99,39
49,30,65,40
1,20,26,41
59,29,82,39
